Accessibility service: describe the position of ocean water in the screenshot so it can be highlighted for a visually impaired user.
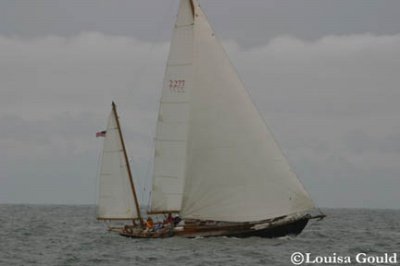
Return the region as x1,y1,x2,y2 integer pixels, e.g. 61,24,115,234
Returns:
0,205,399,266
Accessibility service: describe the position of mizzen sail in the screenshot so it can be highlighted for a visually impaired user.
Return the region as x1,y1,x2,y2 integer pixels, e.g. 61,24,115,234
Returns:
97,103,140,220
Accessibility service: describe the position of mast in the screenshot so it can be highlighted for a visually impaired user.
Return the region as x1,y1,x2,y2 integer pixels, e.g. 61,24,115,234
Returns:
112,101,143,226
189,0,195,17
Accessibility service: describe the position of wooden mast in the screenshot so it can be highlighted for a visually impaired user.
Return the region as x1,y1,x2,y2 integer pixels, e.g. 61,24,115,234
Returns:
112,101,144,227
189,0,195,17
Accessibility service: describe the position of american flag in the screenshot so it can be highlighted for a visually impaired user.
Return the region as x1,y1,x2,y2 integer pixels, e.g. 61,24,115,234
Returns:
96,130,106,138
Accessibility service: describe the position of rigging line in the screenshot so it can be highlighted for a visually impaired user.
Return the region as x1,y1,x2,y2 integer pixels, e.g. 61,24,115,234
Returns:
125,0,177,212
140,0,178,212
143,136,156,211
94,135,104,216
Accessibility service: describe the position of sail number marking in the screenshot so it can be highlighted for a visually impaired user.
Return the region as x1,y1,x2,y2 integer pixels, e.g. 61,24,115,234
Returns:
169,80,185,93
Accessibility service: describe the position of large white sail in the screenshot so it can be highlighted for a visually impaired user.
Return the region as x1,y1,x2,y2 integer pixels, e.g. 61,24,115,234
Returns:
97,106,139,220
180,0,314,222
152,0,315,222
150,0,195,213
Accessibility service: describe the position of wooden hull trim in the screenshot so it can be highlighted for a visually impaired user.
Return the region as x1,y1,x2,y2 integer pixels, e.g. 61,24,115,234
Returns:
118,216,310,239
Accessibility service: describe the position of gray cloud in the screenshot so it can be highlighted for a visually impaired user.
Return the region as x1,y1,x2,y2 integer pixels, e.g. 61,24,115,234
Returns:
1,0,400,47
1,30,399,208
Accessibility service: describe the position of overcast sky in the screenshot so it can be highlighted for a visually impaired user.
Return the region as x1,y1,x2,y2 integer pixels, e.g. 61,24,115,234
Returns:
1,0,399,209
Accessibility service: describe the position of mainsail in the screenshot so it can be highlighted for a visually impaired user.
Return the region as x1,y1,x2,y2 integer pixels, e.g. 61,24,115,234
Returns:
151,0,314,222
97,102,141,220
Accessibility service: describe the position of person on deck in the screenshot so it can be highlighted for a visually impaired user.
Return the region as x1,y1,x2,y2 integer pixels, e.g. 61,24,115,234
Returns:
174,216,182,226
145,217,154,232
165,213,174,225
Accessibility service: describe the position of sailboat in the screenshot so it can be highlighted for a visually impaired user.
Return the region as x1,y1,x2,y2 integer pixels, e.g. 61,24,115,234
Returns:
97,0,324,238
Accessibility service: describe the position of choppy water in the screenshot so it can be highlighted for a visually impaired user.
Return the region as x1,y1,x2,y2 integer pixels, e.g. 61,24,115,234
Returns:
0,205,399,266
